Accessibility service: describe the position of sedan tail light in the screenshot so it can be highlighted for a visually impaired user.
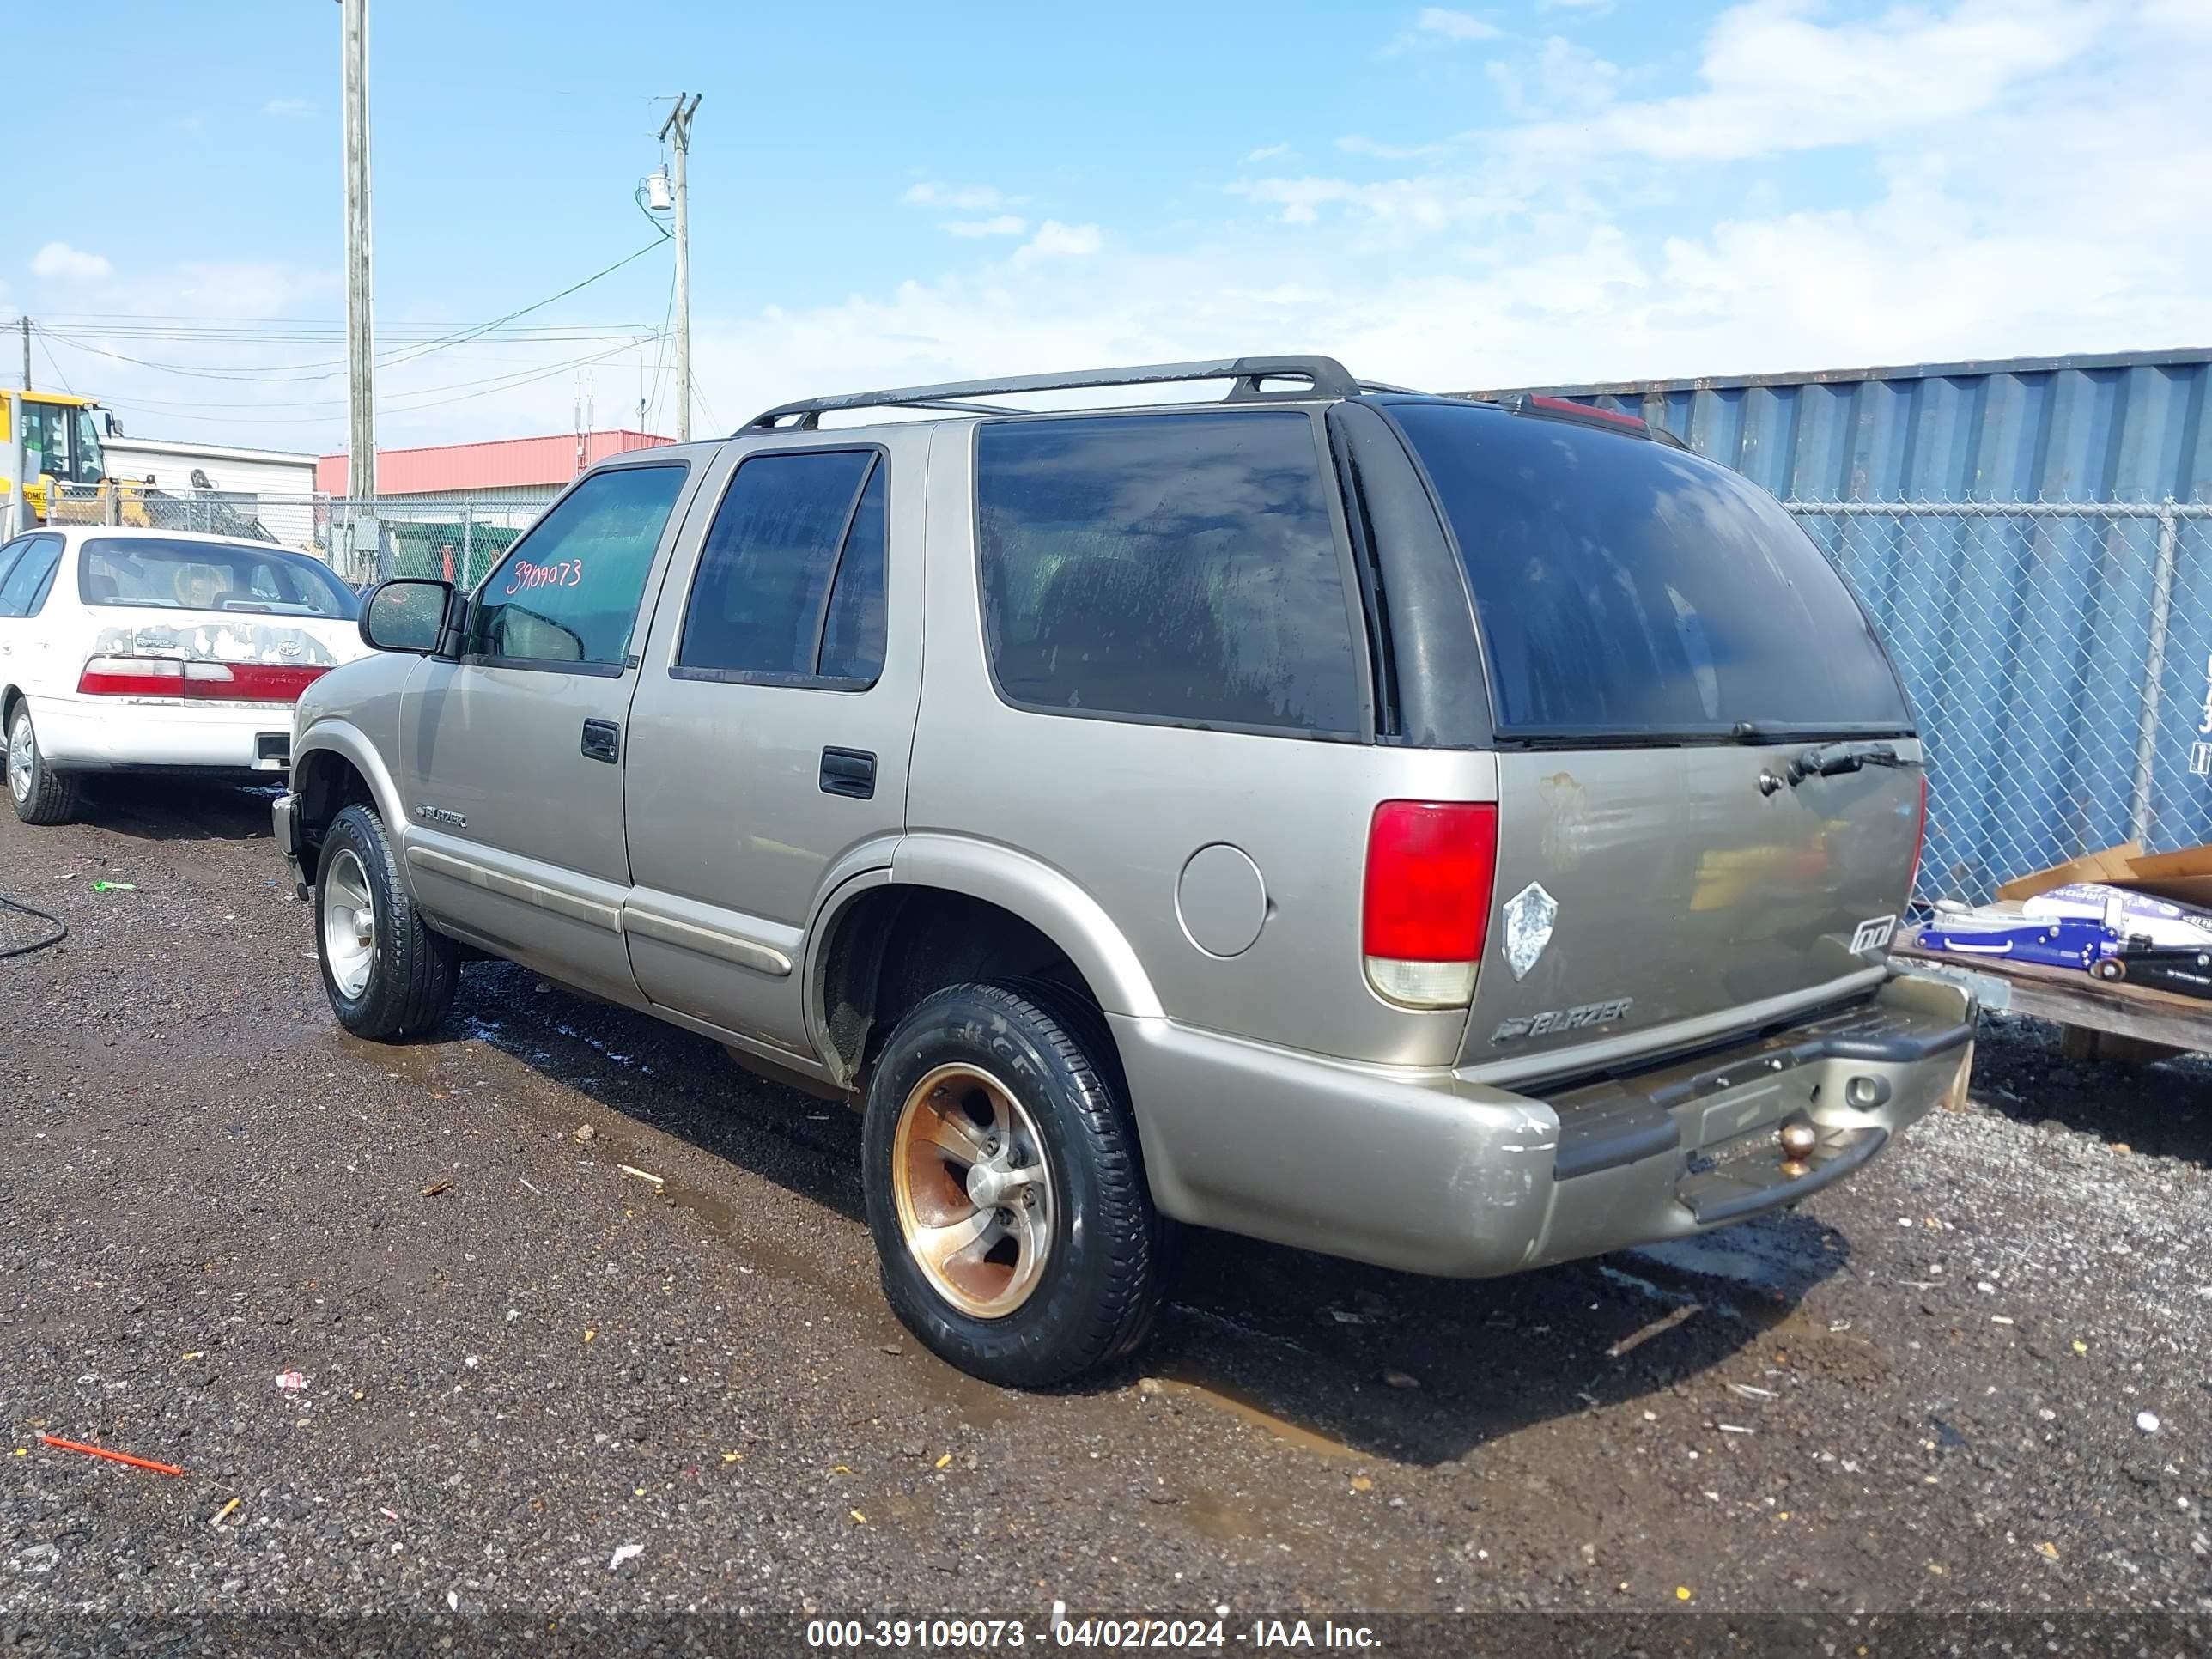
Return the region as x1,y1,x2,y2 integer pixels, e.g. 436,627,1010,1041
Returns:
77,656,328,703
1362,799,1499,1009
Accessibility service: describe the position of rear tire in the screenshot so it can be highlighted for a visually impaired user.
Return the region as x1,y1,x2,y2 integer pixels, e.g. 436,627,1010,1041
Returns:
862,981,1163,1387
316,803,459,1040
7,704,81,826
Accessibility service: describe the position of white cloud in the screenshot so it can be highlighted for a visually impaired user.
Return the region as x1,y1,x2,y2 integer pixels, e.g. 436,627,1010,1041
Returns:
901,181,1007,212
1013,222,1103,265
1243,143,1293,164
1336,135,1453,161
1413,7,1501,40
1522,0,2104,162
1228,173,1495,230
1486,36,1622,118
71,0,2211,463
264,98,314,118
31,242,112,283
945,215,1029,238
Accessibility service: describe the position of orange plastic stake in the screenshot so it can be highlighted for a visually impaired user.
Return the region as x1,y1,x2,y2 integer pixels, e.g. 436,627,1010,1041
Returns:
37,1433,185,1478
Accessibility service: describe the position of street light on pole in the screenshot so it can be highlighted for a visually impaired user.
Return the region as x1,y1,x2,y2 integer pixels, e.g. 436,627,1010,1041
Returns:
654,93,700,442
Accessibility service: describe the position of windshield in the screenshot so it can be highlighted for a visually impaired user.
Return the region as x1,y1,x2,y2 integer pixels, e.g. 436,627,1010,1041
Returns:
1389,400,1912,742
81,537,360,619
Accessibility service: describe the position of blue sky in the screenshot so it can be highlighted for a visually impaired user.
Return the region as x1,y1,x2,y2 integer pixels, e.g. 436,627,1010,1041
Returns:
5,1,2207,452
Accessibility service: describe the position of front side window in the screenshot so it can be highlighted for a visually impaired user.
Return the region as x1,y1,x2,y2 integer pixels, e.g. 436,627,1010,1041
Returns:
80,537,357,617
73,408,106,486
975,410,1361,735
20,403,64,482
469,464,688,668
675,448,887,684
0,537,63,618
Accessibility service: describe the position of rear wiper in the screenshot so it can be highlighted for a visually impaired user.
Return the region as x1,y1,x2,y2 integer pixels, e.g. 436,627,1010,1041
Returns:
1784,739,1905,786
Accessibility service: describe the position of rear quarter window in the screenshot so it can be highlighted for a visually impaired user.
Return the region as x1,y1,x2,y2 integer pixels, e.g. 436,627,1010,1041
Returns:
1389,401,1911,738
975,410,1362,736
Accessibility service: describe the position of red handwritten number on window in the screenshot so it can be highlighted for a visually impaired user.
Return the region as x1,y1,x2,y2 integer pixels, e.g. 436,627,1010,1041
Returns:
502,558,586,597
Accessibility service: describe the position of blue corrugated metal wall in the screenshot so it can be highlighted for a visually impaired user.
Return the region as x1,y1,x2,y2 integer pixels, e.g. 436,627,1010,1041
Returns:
1464,348,2212,503
1463,350,2212,897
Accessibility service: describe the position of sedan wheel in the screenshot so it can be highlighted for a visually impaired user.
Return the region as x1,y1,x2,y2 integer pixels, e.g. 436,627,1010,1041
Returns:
6,707,82,825
6,715,30,805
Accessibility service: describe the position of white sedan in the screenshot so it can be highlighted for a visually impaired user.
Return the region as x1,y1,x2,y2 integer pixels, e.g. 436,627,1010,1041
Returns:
0,526,369,824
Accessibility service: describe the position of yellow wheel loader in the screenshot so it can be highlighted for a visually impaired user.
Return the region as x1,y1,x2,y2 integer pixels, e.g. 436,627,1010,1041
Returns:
1,388,149,530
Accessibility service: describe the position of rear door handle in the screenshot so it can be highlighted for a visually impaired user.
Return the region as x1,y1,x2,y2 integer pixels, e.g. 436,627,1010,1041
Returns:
580,719,621,764
819,747,876,799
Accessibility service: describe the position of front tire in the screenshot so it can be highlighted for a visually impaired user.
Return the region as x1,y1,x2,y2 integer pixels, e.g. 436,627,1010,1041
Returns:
862,981,1164,1387
316,803,459,1040
7,705,81,826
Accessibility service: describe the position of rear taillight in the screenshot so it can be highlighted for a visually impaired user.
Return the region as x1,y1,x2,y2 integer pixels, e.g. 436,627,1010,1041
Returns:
77,656,328,703
1363,799,1499,1009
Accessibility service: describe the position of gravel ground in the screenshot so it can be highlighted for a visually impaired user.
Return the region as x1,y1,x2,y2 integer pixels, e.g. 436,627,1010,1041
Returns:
3,780,2210,1629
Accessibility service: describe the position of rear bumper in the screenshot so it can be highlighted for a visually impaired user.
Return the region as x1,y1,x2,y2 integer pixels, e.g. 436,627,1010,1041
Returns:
33,696,293,774
1113,968,1976,1279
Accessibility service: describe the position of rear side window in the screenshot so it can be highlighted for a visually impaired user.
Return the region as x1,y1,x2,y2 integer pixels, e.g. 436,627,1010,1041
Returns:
976,410,1360,735
80,537,357,618
1389,401,1911,738
470,464,687,668
676,448,886,684
0,537,64,618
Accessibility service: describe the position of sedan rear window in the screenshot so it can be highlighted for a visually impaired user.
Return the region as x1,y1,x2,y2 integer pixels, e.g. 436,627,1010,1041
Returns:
1389,401,1911,740
81,537,359,619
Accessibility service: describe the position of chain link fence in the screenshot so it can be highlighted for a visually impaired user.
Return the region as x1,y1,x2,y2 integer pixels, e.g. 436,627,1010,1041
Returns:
324,495,556,588
46,484,559,591
48,480,314,548
1790,498,2212,906
42,473,2212,909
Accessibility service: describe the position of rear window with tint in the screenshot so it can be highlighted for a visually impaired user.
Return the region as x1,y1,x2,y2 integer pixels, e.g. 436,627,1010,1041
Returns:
1389,401,1911,739
82,537,358,619
975,410,1361,735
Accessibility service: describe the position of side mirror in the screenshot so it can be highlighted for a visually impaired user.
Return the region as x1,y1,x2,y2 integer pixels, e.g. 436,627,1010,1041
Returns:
360,579,456,656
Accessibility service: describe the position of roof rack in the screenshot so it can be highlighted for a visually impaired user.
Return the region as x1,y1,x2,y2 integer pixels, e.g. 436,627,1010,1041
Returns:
743,355,1370,432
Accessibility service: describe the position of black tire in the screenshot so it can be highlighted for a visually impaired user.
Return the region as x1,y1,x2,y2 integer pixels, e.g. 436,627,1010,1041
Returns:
862,981,1163,1387
7,703,82,826
316,803,460,1040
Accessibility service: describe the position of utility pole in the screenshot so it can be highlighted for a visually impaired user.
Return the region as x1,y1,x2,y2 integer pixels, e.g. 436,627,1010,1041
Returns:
341,0,376,508
658,94,701,442
21,317,30,391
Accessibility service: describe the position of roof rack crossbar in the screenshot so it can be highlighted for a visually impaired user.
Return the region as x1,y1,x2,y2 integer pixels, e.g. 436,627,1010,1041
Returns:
742,355,1364,432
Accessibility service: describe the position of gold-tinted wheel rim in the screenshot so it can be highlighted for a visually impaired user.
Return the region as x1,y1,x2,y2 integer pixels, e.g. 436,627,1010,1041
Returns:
890,1063,1055,1319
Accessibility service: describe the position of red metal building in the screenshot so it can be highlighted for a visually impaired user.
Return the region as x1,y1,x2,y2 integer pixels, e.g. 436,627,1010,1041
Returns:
314,428,672,499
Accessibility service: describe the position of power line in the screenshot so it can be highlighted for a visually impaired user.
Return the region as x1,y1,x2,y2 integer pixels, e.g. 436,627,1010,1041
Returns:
88,335,665,412
97,337,659,425
33,331,74,395
31,239,672,382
